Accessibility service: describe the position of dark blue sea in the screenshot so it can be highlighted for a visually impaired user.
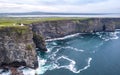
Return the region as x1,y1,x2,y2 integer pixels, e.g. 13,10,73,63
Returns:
36,30,120,75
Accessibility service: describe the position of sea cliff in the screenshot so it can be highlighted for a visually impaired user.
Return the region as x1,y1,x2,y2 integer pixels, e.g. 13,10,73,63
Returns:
32,18,120,39
0,18,120,74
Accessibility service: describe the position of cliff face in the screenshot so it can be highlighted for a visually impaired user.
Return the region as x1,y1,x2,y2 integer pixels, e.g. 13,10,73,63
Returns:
0,18,120,71
32,18,120,39
0,26,38,69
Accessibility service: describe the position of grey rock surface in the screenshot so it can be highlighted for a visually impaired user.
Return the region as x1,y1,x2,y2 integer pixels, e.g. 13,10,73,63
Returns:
0,27,38,69
32,18,120,39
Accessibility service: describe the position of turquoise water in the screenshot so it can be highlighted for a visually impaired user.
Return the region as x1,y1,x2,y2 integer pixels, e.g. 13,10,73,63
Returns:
39,30,120,75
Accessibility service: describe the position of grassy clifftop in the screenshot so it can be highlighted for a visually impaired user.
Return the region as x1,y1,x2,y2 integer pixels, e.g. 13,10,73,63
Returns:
0,26,30,40
0,17,88,26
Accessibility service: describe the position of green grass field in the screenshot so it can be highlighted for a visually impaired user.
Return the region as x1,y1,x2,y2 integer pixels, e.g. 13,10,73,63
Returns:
0,17,88,27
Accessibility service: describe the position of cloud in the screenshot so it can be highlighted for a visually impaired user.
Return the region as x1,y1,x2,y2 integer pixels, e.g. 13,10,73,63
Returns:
0,2,59,13
0,0,119,13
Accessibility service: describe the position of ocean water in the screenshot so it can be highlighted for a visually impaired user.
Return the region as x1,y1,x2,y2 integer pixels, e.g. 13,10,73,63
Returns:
1,30,120,75
42,30,120,75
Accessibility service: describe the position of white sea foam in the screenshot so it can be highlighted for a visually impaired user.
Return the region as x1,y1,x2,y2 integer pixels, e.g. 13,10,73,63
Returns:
48,46,84,60
0,70,11,75
53,46,84,54
46,33,81,41
21,57,49,75
72,57,92,73
96,31,120,41
80,58,92,71
64,46,84,52
46,46,56,53
109,32,119,39
22,68,36,75
53,56,92,74
54,56,76,72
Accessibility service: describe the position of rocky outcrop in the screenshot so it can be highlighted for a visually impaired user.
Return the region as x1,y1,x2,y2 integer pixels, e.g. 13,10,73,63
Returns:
32,18,120,39
33,33,47,51
0,26,38,69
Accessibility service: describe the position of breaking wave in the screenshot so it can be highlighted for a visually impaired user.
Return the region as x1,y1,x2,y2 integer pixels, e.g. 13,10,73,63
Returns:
54,56,92,73
96,31,120,41
46,33,83,41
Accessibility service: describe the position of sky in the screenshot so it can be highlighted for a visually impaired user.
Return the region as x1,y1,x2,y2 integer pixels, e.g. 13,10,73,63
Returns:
0,0,120,13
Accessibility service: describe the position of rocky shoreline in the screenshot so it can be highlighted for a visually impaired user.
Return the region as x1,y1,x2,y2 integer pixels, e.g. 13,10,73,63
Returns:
0,18,120,75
